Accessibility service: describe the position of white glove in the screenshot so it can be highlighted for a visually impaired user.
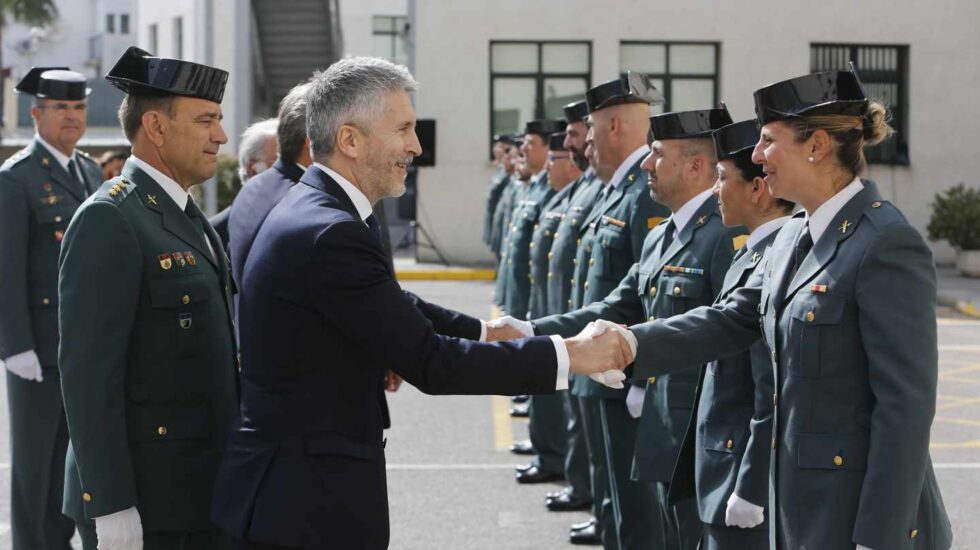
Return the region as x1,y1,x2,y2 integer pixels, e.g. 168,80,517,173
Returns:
95,506,143,550
3,349,43,382
856,546,874,550
626,385,645,418
488,315,534,337
725,492,764,529
580,320,633,389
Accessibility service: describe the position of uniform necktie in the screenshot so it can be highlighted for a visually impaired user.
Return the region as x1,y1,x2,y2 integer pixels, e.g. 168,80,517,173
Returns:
660,220,676,257
184,199,216,262
366,213,382,243
67,158,87,197
791,223,813,278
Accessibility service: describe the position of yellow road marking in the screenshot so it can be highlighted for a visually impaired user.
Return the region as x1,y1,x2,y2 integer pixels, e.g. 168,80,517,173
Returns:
492,395,513,450
934,416,980,427
941,364,980,375
930,440,980,449
938,376,980,386
936,396,980,411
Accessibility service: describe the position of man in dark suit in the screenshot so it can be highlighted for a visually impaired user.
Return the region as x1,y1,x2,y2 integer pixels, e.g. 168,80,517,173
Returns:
228,83,311,288
210,118,280,251
0,66,101,550
211,56,632,550
58,47,238,550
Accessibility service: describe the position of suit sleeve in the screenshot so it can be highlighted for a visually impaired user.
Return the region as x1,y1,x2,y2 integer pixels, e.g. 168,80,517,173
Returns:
532,263,645,337
310,219,557,396
58,200,141,518
734,338,775,507
851,224,937,549
629,263,764,380
0,171,34,359
404,291,482,339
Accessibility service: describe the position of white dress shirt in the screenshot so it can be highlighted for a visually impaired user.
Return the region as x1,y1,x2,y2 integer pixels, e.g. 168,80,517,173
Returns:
130,155,216,261
746,216,792,250
316,162,570,390
609,144,650,189
35,135,76,172
805,177,863,244
670,187,715,237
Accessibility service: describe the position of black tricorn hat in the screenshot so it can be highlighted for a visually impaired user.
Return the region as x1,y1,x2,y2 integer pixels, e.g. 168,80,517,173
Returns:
105,46,228,103
754,65,868,125
562,100,589,124
712,119,761,161
525,119,567,138
16,67,90,100
548,132,568,151
650,105,733,140
495,133,522,147
586,72,664,113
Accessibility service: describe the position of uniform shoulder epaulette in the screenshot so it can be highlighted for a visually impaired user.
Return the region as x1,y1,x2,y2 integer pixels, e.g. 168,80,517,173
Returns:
863,199,907,230
95,176,137,205
0,147,32,171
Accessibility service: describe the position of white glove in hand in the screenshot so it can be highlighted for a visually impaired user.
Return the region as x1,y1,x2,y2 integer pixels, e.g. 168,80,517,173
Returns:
725,492,764,529
625,385,645,418
3,350,43,382
95,506,143,550
581,320,634,389
488,316,534,337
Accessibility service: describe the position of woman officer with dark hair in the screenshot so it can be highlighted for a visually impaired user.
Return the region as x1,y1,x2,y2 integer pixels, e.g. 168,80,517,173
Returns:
620,69,953,550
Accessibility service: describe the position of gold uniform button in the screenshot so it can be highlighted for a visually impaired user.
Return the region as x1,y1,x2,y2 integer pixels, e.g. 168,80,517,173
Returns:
548,272,553,279
833,455,843,467
673,286,681,296
54,215,63,223
545,230,551,237
647,376,656,384
82,492,92,502
805,311,815,322
726,439,734,449
872,201,882,208
548,252,553,260
567,299,572,307
910,529,918,539
576,239,582,246
158,426,168,436
571,219,578,226
584,282,590,289
649,287,657,297
182,295,190,305
589,259,595,267
529,242,535,248
42,298,51,305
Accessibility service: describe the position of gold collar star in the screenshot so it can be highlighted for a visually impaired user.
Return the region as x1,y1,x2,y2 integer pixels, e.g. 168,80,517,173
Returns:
839,220,851,234
146,194,158,206
751,251,761,263
627,173,635,182
697,215,707,225
41,157,50,166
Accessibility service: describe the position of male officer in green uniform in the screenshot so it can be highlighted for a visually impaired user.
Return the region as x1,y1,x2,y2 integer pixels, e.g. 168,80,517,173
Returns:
0,66,101,550
58,46,237,549
517,132,582,484
489,135,522,260
496,73,671,549
543,100,603,526
628,107,742,550
493,137,530,315
483,134,516,252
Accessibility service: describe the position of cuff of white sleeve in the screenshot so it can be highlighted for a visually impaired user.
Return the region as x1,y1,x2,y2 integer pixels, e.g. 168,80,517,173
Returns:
550,335,569,391
479,320,487,342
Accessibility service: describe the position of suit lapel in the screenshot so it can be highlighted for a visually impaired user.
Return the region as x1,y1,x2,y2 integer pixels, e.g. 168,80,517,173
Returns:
32,142,85,202
782,183,878,303
652,196,718,279
123,162,219,272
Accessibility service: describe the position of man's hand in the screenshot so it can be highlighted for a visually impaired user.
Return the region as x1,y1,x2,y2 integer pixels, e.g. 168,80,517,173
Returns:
94,506,143,549
725,492,764,529
486,316,533,342
626,385,645,418
385,370,403,392
3,350,43,382
565,321,634,378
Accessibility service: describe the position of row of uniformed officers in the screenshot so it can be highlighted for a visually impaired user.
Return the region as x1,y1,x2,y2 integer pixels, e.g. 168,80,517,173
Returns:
482,68,953,549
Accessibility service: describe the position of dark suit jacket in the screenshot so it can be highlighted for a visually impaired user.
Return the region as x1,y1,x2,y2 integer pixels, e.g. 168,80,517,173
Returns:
227,159,305,288
209,206,231,253
212,165,559,548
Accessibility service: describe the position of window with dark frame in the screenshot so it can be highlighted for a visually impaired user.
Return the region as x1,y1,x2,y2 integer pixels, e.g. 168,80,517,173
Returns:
106,14,115,34
489,40,592,157
619,41,720,115
811,43,909,165
173,17,183,59
147,23,158,54
120,14,130,35
372,15,408,66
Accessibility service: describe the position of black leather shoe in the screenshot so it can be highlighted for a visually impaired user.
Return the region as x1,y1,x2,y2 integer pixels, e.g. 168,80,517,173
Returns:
509,440,535,455
569,521,601,545
514,462,534,473
546,491,592,511
570,518,596,532
511,394,529,404
509,403,529,417
515,465,565,484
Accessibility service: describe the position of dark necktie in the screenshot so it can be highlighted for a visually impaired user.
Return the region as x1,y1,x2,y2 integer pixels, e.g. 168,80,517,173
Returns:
184,199,215,261
67,158,87,197
791,223,814,279
366,213,382,243
660,220,676,257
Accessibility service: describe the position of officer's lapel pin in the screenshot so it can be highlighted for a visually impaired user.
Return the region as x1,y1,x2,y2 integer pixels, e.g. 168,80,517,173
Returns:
697,215,707,225
839,220,851,234
628,173,636,182
41,157,50,166
146,194,158,206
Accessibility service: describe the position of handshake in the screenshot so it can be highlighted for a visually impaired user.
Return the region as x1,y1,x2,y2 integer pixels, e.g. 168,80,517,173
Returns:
486,317,637,388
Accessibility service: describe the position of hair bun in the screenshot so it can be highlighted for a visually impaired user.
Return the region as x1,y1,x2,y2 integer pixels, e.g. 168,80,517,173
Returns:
862,101,895,146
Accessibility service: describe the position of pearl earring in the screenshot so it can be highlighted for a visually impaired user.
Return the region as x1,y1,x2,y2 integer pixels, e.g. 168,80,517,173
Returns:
807,156,815,163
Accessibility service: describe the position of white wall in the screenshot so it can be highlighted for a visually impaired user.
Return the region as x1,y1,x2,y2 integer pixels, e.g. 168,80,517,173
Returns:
411,0,980,264
338,0,407,58
2,0,100,80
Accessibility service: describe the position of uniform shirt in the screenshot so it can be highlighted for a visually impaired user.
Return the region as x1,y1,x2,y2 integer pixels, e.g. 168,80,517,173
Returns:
806,177,863,243
609,145,650,192
129,155,217,262
671,188,715,237
748,216,792,249
35,135,77,173
313,162,572,390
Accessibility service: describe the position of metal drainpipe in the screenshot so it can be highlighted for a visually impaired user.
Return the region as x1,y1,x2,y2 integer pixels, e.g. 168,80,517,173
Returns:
202,0,218,216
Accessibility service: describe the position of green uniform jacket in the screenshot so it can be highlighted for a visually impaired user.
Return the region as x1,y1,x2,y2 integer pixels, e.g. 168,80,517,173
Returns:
538,157,669,399
489,177,520,261
0,140,101,366
58,160,239,533
629,181,952,550
493,179,526,307
483,168,509,247
527,181,576,319
632,196,743,482
502,174,554,319
547,172,600,316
